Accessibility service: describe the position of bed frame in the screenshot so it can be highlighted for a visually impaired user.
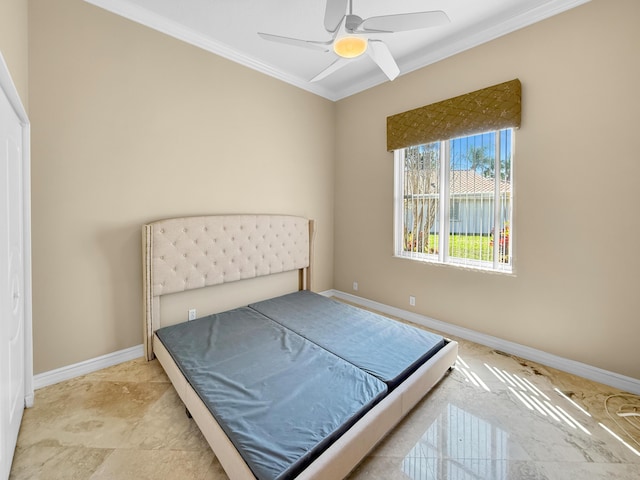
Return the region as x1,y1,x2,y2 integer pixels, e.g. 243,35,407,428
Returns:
142,214,458,480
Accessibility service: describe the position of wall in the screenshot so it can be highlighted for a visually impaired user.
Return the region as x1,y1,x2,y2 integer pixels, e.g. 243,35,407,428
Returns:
29,0,335,373
0,0,28,108
334,0,640,379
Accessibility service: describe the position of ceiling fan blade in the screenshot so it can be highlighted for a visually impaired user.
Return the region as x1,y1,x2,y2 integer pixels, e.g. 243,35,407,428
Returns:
324,0,348,33
367,40,400,80
258,32,332,52
310,57,351,82
361,11,450,32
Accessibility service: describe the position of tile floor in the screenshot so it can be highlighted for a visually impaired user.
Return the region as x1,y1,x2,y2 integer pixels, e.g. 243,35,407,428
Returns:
10,330,640,479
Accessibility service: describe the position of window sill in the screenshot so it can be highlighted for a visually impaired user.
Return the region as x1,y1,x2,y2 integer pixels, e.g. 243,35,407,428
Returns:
393,252,515,276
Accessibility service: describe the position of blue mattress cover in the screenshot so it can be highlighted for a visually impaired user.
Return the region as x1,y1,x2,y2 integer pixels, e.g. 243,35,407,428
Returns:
250,291,446,389
156,307,387,480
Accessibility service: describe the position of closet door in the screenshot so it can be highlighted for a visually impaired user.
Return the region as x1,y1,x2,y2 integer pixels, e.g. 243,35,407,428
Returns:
0,80,25,480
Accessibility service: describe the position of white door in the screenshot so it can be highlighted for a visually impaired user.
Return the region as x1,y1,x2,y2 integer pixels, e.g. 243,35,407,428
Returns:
0,69,26,480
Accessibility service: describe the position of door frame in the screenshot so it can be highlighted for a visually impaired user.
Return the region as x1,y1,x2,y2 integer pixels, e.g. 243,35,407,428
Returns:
0,53,33,408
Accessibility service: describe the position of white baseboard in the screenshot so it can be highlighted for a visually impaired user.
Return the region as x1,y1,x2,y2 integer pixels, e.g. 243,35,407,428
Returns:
324,289,640,395
33,344,144,390
32,292,640,396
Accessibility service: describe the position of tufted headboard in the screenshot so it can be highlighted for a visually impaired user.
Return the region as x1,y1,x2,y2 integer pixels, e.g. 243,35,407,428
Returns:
142,214,314,360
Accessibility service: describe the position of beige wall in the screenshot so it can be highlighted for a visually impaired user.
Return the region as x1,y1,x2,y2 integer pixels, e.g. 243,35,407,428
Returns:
26,0,640,381
29,0,335,373
0,0,28,107
334,0,640,379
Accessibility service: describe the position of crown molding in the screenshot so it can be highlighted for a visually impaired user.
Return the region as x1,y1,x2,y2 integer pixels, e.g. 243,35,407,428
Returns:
400,0,592,80
84,0,591,102
332,0,592,101
84,0,335,99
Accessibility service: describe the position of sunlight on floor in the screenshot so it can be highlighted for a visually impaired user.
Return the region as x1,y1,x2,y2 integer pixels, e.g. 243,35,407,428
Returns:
482,359,591,434
395,354,640,480
599,422,640,457
458,354,640,459
455,356,490,392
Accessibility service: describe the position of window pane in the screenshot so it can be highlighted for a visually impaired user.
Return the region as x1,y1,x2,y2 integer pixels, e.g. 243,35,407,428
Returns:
497,129,512,267
395,128,513,273
403,143,440,255
448,132,496,266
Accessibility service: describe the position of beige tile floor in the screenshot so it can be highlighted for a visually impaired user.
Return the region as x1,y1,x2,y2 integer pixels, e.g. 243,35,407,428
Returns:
10,332,640,480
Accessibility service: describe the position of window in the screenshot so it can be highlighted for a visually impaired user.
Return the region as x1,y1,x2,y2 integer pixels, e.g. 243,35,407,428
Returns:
394,128,513,273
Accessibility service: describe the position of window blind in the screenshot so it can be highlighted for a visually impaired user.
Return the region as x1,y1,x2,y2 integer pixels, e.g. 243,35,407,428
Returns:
387,79,521,152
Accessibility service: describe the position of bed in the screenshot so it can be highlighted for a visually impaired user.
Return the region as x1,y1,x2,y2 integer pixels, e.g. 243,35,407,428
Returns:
142,214,458,480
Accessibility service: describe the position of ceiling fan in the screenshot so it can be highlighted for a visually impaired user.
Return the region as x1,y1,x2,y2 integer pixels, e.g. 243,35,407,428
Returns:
258,0,450,82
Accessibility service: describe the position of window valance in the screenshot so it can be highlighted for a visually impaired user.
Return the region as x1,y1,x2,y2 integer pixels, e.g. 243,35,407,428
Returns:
386,79,521,151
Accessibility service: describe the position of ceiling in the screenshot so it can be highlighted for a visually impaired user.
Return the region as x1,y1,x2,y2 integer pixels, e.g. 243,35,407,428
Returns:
84,0,590,101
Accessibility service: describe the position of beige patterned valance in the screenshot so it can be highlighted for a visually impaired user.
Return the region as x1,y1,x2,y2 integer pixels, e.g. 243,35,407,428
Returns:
387,79,521,151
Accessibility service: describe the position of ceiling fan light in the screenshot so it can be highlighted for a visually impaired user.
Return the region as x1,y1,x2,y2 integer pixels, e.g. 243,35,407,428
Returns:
333,36,367,58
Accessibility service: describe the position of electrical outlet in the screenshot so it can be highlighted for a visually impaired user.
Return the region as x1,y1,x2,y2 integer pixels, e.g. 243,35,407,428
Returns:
353,281,358,291
188,308,197,321
409,296,416,307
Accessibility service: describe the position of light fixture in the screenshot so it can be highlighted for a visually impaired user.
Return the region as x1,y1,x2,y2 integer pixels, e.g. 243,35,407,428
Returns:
333,36,367,58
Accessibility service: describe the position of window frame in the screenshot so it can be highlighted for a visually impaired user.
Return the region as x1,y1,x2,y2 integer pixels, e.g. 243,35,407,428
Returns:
393,129,514,274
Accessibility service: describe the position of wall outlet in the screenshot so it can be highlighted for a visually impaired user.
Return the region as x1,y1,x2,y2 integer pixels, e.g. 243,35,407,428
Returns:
352,281,359,291
188,308,197,321
409,296,416,307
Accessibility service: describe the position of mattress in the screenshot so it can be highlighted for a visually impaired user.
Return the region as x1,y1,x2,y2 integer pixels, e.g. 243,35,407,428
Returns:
250,291,446,389
155,307,387,480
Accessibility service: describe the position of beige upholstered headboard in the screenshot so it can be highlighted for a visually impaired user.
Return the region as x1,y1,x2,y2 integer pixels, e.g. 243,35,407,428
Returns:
142,215,314,360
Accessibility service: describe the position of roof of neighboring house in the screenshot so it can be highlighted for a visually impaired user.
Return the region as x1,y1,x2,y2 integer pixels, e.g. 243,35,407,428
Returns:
450,169,511,194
